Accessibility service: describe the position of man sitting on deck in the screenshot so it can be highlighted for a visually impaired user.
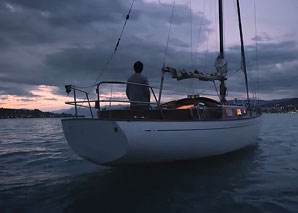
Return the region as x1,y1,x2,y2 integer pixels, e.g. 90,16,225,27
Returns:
126,61,150,110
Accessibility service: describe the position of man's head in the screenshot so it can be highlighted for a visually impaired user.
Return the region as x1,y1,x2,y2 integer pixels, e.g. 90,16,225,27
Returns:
134,61,143,73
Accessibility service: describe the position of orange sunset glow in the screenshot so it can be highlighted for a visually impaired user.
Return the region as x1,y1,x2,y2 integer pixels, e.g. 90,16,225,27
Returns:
0,85,73,111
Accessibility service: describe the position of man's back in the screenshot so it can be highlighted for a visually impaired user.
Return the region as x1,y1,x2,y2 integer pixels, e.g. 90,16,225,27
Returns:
126,73,150,109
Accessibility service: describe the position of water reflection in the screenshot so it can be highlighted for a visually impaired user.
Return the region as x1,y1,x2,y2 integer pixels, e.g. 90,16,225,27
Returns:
64,147,259,212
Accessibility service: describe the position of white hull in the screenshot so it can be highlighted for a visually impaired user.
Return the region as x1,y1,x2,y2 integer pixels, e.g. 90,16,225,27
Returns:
62,116,262,166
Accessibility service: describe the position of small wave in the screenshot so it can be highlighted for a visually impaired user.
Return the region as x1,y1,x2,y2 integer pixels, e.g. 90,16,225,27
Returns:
0,150,41,158
26,156,66,166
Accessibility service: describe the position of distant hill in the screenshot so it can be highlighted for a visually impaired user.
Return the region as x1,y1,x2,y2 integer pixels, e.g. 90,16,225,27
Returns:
54,107,96,118
0,108,73,119
258,98,298,113
259,98,298,107
228,98,298,106
227,98,298,113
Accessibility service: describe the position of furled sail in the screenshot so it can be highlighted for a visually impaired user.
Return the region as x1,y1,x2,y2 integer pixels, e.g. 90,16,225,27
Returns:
162,56,227,81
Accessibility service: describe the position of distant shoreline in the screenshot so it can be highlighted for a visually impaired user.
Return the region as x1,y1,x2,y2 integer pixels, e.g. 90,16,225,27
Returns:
1,97,297,119
0,108,73,119
0,116,74,120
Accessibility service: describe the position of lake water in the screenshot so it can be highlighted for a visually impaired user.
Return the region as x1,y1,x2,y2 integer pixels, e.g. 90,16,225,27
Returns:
0,114,298,212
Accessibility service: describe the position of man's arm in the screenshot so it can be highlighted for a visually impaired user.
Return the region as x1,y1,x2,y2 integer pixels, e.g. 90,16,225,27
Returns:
144,78,150,102
126,84,130,100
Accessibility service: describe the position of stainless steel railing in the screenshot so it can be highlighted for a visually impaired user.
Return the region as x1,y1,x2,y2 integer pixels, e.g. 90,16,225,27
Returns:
65,81,164,119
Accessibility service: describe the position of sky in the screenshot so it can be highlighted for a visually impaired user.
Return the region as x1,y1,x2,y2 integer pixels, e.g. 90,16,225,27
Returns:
0,0,297,111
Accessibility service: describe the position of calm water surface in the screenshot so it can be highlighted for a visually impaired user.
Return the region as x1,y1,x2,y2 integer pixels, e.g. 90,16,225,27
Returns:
0,114,298,212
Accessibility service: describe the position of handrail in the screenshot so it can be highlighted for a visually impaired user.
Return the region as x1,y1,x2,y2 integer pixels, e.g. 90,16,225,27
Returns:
96,81,165,119
96,81,159,89
66,100,159,105
65,85,94,119
65,81,165,119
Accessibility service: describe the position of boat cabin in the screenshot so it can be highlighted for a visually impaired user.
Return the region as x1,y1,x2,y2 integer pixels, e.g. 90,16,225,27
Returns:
65,81,251,122
99,96,248,121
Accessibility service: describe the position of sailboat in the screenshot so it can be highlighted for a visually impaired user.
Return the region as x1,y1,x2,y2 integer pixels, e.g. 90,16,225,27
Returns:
61,0,262,166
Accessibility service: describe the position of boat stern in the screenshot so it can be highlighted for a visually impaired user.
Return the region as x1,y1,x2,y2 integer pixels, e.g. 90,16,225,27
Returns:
61,119,128,165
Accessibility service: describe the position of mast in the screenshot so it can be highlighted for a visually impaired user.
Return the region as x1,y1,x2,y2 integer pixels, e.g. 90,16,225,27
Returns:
218,0,226,103
218,0,224,58
236,0,251,111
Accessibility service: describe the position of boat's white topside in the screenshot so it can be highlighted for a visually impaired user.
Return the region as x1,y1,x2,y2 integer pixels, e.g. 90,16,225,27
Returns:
62,115,262,165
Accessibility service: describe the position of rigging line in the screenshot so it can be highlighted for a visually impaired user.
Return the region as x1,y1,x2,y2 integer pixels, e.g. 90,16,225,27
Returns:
189,0,193,68
76,0,135,115
214,0,218,51
194,0,207,66
199,66,245,100
213,80,220,100
254,0,260,103
161,86,218,97
204,0,213,69
202,67,240,96
109,84,113,110
223,0,227,58
198,81,220,98
200,67,241,94
94,0,136,84
160,82,217,95
163,0,176,67
233,0,256,100
245,55,257,99
227,67,242,77
89,0,136,89
236,0,250,111
189,0,194,95
114,0,135,53
232,0,238,18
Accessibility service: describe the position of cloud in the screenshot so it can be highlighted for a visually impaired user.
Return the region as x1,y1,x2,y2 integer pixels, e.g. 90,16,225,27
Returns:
0,0,297,109
44,97,57,101
251,32,272,42
224,41,298,98
17,98,34,102
7,0,125,24
0,82,41,97
0,96,8,100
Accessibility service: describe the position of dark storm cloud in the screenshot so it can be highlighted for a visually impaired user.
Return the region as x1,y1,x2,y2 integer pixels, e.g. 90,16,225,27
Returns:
0,0,297,102
223,40,298,97
134,1,206,26
226,41,298,67
0,2,56,45
0,0,206,87
247,41,297,66
0,0,130,49
0,82,40,97
7,0,125,25
0,37,9,49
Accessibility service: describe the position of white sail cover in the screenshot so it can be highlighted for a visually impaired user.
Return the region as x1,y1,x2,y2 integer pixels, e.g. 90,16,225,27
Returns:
163,56,227,81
